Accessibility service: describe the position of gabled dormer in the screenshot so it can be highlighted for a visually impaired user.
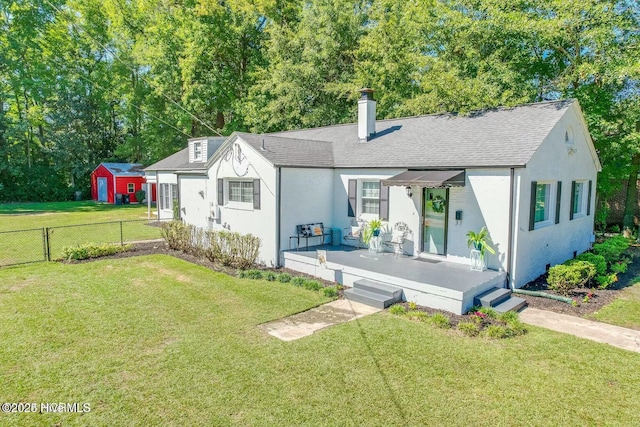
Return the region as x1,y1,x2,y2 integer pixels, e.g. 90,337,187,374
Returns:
188,136,226,164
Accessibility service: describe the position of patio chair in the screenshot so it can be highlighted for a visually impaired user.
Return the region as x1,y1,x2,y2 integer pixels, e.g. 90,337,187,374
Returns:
343,219,366,248
382,221,409,258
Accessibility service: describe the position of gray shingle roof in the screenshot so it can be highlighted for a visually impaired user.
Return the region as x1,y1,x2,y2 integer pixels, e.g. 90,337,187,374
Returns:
236,132,334,168
144,137,225,171
100,163,144,176
270,99,574,168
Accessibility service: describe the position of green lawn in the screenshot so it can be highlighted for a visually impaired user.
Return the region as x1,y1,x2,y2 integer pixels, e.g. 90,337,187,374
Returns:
590,280,640,330
1,255,639,426
0,202,160,265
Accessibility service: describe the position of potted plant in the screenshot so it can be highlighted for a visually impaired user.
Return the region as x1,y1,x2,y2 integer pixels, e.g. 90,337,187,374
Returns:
363,218,383,245
466,227,495,270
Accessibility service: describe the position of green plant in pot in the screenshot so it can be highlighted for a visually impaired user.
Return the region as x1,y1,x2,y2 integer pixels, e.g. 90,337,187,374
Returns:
363,218,383,245
466,226,495,260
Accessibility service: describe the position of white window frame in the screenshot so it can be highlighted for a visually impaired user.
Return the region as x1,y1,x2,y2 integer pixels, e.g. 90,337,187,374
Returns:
159,183,178,212
193,141,203,161
359,180,380,218
226,180,253,209
572,180,587,219
534,181,556,230
127,183,135,193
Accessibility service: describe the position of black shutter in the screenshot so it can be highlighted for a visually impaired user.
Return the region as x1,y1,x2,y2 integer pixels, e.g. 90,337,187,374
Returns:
587,180,592,215
379,183,389,220
253,179,261,210
555,181,562,224
348,179,357,217
529,181,537,231
570,181,576,220
217,179,223,205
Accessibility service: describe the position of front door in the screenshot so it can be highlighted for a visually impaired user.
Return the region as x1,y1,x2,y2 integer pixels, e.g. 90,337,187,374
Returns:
423,188,447,255
97,177,108,202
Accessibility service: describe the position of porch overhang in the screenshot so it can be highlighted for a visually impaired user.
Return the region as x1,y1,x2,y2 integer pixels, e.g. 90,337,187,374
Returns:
382,170,465,188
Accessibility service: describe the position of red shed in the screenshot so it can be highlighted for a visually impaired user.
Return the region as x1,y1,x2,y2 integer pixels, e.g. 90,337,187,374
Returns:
90,163,156,204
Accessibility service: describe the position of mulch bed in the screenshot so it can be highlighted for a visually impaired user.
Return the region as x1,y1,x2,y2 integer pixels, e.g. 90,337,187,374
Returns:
518,246,640,316
67,241,640,319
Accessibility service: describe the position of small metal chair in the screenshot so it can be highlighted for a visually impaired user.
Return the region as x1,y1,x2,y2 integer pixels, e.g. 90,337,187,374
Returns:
383,221,409,258
343,218,366,248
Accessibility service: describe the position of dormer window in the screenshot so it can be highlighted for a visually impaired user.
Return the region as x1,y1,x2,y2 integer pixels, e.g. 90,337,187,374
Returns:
194,141,203,161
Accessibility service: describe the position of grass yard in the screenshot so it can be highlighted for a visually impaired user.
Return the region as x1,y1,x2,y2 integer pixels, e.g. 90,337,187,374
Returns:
1,255,640,426
0,201,160,265
590,279,640,330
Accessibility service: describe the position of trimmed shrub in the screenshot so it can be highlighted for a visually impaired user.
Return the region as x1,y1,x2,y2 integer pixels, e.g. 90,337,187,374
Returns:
592,236,629,264
291,277,306,287
303,280,322,291
596,273,618,289
277,273,292,283
569,252,607,275
611,260,628,274
60,243,132,261
135,189,146,203
389,304,406,316
457,321,480,336
429,313,451,329
322,286,339,298
205,230,261,268
161,220,191,251
547,261,596,295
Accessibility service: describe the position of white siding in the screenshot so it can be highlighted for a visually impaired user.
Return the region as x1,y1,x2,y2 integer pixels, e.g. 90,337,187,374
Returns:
280,168,334,253
155,171,178,220
511,105,598,288
205,137,278,266
446,169,511,271
178,175,209,229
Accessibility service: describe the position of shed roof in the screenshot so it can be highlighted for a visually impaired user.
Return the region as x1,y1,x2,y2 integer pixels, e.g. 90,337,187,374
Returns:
100,163,145,176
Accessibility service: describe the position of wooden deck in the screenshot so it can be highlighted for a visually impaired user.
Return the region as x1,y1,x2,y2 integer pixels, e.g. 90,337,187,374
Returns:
282,245,507,314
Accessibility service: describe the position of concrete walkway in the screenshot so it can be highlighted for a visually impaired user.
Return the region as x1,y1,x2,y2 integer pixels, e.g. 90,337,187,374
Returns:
520,307,640,353
260,299,382,341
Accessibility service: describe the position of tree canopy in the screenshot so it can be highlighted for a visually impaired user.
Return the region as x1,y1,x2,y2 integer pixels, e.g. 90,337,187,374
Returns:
1,0,638,227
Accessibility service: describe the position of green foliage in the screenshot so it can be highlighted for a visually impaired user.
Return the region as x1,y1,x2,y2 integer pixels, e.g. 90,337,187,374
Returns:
389,304,406,316
291,277,306,287
429,313,451,329
466,226,496,259
568,253,607,276
592,236,630,264
135,189,146,203
322,286,339,298
277,273,292,283
60,243,132,261
611,261,628,274
363,218,384,245
457,321,480,337
483,325,509,339
547,261,597,295
263,271,277,281
243,269,263,280
303,280,322,291
406,310,429,322
596,273,618,290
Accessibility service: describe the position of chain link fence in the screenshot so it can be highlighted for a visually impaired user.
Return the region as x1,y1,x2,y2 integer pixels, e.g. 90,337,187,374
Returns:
0,220,162,267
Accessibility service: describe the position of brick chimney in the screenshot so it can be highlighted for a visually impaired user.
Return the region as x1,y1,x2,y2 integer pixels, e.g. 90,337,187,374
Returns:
358,88,376,142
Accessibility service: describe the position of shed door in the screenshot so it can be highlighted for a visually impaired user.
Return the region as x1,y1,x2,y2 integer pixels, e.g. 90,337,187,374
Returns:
97,177,108,202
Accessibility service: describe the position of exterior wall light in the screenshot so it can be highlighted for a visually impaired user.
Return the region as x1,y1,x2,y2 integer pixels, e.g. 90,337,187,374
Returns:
406,186,413,198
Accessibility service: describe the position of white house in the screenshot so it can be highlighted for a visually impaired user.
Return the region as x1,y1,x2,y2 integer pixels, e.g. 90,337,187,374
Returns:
145,90,600,312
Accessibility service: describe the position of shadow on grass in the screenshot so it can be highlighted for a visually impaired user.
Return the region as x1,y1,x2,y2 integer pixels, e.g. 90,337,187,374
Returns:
0,201,155,215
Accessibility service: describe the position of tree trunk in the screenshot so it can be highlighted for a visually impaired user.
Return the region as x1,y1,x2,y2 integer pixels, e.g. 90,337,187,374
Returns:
623,152,640,230
216,111,225,129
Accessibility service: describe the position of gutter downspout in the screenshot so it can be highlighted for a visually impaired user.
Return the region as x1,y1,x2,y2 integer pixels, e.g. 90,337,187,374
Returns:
276,167,282,267
507,168,515,290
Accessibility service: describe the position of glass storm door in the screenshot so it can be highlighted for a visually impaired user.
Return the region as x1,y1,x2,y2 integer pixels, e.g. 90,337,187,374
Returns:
423,188,447,255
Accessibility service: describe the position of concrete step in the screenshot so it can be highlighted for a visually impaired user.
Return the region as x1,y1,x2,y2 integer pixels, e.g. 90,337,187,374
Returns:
475,287,511,308
493,296,527,313
344,288,400,309
353,279,402,299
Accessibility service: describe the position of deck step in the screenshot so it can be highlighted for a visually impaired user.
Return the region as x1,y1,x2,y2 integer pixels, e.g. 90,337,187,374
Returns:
493,296,527,313
475,287,511,308
353,279,402,299
344,288,400,309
